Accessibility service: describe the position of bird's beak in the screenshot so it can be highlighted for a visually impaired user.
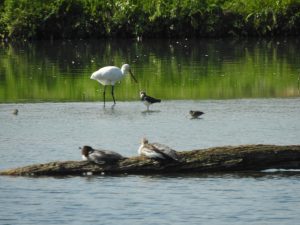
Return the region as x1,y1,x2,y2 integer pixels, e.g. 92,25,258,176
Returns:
129,70,137,83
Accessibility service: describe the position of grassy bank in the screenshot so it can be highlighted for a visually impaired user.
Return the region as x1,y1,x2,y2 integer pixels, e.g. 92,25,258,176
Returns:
0,0,300,40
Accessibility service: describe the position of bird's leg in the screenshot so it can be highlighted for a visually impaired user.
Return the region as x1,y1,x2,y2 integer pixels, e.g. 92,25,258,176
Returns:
103,85,106,107
111,85,116,105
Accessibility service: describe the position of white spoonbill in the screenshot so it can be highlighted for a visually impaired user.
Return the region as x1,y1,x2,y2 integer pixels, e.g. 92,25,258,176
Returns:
91,64,137,106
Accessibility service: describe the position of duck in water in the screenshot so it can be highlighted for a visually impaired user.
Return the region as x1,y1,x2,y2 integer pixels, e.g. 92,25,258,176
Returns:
189,110,204,119
12,109,18,115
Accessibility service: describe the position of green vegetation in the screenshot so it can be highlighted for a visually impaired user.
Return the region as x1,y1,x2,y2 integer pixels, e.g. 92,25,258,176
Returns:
0,0,300,40
0,39,299,102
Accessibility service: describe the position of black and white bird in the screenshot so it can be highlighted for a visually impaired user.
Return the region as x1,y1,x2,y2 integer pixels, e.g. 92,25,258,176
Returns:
138,138,180,161
189,110,204,119
140,91,161,111
81,146,124,164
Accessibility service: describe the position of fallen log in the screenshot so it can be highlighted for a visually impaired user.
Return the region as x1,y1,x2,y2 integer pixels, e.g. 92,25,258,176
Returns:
1,144,300,176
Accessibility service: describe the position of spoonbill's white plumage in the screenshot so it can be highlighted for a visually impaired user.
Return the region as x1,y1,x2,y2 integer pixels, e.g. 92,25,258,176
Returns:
138,138,180,161
81,146,124,164
91,64,137,106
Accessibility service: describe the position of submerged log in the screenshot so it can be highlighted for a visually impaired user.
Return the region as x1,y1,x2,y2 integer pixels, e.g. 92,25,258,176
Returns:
1,144,300,176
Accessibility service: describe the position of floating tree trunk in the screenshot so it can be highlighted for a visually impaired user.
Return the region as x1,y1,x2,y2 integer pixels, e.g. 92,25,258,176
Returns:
1,144,300,176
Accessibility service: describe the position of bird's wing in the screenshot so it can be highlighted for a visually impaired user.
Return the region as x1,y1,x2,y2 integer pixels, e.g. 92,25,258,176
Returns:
144,95,161,103
152,143,179,161
89,151,105,164
101,150,124,159
91,66,123,84
89,151,123,164
141,144,165,159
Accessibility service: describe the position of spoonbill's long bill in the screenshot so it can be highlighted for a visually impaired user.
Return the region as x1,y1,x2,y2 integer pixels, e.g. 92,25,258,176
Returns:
91,64,137,106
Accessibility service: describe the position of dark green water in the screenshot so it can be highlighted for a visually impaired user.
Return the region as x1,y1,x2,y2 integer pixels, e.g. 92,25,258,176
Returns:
0,38,300,103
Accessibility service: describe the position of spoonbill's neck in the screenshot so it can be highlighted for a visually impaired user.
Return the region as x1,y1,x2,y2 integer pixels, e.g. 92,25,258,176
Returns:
121,64,130,75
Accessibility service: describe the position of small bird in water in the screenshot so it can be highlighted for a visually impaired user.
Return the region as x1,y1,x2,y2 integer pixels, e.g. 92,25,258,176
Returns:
138,138,180,161
90,64,137,106
81,146,124,164
189,110,204,119
12,109,18,115
140,91,161,111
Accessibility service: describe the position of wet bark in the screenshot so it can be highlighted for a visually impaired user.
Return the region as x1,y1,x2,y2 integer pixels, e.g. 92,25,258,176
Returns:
1,144,300,176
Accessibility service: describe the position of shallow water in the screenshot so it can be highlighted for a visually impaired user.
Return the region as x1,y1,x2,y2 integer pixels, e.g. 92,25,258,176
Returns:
1,38,300,224
1,171,300,225
1,99,300,224
1,98,300,169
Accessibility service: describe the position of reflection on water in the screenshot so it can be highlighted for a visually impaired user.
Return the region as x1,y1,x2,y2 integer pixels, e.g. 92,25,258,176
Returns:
0,38,300,103
0,171,300,225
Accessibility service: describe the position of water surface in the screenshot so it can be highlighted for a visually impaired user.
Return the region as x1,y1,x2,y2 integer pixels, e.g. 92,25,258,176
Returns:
1,99,300,169
1,172,300,225
1,38,300,225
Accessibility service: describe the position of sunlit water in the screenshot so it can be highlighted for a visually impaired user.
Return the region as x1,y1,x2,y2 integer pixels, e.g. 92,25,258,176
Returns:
1,99,300,224
1,174,300,225
1,38,300,224
1,99,300,168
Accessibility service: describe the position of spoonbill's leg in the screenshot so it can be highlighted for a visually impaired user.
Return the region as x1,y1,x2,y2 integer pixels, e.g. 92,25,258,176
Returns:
103,85,106,107
111,85,116,105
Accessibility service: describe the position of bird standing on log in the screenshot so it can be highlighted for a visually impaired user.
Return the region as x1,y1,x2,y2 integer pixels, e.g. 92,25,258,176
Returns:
81,146,124,164
138,138,179,161
140,91,161,111
91,64,137,106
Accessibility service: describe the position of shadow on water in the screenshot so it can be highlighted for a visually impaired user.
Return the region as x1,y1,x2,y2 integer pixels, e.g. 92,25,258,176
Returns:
16,169,300,180
189,117,204,120
141,110,161,114
82,171,296,181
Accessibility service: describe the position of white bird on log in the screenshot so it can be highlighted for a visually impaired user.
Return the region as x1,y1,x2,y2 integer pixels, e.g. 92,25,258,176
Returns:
81,146,124,164
138,138,180,161
189,110,204,119
91,64,137,106
140,91,161,111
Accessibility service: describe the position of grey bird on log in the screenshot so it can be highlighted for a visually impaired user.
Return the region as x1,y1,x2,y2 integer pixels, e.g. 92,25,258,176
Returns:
138,138,180,161
81,145,124,164
1,144,300,176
